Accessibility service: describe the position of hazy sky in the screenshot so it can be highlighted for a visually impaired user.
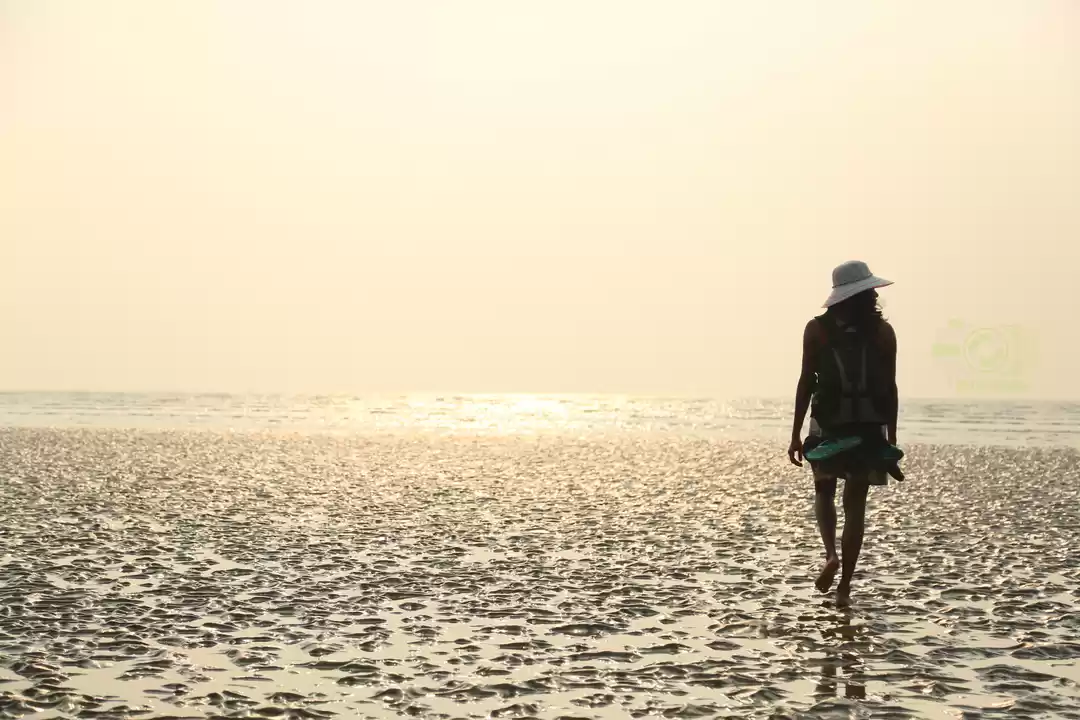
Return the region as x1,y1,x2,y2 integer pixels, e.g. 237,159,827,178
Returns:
4,1,1078,399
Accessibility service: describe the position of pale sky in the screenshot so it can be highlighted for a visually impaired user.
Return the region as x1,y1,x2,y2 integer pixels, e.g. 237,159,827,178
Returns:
3,0,1078,399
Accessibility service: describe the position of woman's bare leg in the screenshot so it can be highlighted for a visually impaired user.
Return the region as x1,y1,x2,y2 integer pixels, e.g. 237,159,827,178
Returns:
837,479,869,605
814,479,840,592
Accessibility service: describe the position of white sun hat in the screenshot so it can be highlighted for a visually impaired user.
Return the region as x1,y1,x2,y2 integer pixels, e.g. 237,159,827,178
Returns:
823,260,893,308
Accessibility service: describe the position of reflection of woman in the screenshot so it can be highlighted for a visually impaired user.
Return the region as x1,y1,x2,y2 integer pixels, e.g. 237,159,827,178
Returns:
788,261,899,606
815,614,867,700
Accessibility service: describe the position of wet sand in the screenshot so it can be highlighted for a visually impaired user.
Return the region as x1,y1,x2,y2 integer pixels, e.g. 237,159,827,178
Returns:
2,427,1079,719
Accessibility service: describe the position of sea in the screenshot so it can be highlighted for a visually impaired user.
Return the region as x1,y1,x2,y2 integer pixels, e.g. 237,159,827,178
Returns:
1,392,1078,447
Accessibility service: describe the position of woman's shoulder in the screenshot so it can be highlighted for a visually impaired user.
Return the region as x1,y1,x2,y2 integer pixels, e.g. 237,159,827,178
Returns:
804,316,829,347
877,319,897,348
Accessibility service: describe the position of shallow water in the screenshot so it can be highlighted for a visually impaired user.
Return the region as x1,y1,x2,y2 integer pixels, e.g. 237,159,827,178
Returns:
2,427,1079,719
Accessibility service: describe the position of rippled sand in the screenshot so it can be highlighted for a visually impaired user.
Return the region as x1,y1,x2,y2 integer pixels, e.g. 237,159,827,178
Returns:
2,428,1079,719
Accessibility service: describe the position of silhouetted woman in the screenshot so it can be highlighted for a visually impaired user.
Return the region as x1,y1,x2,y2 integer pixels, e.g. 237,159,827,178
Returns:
788,260,899,606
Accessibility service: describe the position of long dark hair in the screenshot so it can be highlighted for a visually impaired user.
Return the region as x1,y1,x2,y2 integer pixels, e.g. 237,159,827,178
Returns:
826,289,884,333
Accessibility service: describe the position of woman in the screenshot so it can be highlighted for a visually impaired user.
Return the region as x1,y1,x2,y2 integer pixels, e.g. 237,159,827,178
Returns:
788,260,899,606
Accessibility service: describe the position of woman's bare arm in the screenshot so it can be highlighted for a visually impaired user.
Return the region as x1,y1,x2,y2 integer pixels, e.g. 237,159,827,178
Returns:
789,320,819,464
880,321,898,444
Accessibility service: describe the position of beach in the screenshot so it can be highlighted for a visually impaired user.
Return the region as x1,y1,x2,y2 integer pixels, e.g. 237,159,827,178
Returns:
9,0,1079,715
2,421,1079,719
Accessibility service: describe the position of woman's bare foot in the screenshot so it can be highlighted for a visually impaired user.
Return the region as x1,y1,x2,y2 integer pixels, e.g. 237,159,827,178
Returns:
835,579,851,607
815,555,840,593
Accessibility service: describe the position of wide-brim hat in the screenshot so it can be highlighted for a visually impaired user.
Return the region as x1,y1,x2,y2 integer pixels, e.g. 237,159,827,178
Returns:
823,260,893,308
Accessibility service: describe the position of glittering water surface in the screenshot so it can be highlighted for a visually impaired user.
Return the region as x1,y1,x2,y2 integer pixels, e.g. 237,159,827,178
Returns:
2,393,1080,447
2,397,1080,719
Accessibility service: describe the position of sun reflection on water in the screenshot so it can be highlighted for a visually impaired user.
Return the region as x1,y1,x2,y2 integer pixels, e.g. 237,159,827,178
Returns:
401,395,579,434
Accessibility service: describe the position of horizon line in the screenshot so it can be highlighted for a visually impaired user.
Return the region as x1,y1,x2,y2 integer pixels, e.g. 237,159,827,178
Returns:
1,389,1077,404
